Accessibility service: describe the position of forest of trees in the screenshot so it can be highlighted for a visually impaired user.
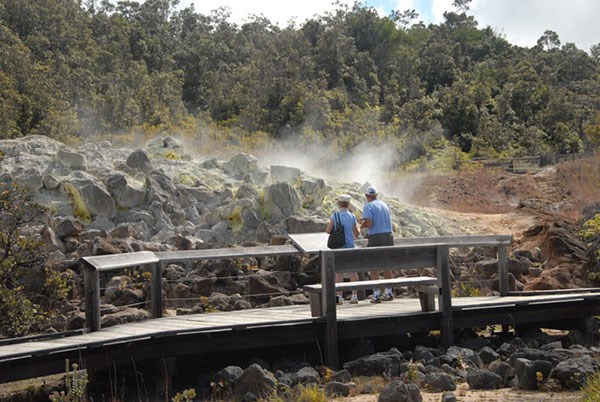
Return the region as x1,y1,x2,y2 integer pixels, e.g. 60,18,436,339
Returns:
1,0,599,170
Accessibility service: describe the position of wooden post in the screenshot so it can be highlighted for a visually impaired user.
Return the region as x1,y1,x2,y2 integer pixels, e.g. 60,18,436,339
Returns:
498,244,508,296
84,266,101,332
582,317,598,346
437,245,453,347
321,250,339,369
151,262,163,319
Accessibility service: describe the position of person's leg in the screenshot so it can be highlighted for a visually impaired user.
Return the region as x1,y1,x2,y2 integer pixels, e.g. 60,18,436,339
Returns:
350,272,359,303
383,270,394,300
382,233,395,300
370,272,381,303
335,273,344,304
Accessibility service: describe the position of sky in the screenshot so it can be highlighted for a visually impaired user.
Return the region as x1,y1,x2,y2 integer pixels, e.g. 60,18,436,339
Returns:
175,0,600,52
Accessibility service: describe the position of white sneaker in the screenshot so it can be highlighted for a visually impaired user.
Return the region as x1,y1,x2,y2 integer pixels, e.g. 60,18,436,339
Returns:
382,293,394,302
337,295,344,305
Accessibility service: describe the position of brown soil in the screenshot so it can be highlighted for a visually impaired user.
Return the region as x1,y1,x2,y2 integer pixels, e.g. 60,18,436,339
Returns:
336,384,582,401
401,157,600,227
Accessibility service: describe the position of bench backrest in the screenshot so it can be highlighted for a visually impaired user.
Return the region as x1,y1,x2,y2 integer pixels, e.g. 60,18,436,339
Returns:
330,234,512,274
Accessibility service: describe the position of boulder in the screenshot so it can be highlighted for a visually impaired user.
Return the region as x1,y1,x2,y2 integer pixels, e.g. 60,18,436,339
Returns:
441,391,457,402
478,346,500,365
270,165,301,183
325,381,352,398
56,148,88,171
377,381,422,402
550,355,599,390
474,259,498,277
488,360,515,386
100,307,151,327
43,174,61,190
295,366,319,385
265,295,293,307
331,369,352,383
466,369,503,389
247,271,288,301
422,372,456,392
14,167,43,191
236,183,260,200
213,365,243,397
514,358,553,390
146,136,189,160
445,346,483,369
145,170,178,205
233,364,276,399
262,181,302,222
55,216,85,238
42,225,66,253
62,174,116,219
226,153,258,178
126,149,153,174
343,349,404,377
298,178,327,209
286,215,328,234
106,173,146,209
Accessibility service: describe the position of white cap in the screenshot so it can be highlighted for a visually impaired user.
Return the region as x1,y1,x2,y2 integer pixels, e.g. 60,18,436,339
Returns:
365,186,378,196
338,194,351,202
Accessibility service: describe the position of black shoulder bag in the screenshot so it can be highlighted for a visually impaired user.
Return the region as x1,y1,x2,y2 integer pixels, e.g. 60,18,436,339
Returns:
327,212,346,249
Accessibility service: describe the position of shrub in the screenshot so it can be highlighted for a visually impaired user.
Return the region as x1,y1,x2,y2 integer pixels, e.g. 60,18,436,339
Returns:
0,181,70,337
581,370,600,402
49,361,88,402
258,384,327,402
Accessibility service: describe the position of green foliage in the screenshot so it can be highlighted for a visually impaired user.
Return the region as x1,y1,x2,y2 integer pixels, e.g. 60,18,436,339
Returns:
49,362,88,402
257,384,327,402
581,213,600,283
581,213,600,242
0,0,599,165
581,370,600,402
172,388,196,402
227,205,244,236
452,282,481,297
62,183,92,224
0,181,70,337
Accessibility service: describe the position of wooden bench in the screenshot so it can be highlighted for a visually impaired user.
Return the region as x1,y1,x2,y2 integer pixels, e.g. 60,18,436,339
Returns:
303,277,438,317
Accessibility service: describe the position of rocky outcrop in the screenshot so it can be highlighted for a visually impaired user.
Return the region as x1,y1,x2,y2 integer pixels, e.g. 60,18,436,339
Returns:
0,135,462,253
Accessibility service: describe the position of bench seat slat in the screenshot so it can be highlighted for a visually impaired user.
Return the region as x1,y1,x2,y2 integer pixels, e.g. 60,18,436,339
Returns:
304,277,437,293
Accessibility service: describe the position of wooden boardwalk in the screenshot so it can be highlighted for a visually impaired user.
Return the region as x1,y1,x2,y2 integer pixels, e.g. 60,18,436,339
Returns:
2,291,600,384
3,233,599,386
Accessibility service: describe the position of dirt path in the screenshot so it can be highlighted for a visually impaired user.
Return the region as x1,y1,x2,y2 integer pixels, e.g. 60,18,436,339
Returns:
335,383,582,401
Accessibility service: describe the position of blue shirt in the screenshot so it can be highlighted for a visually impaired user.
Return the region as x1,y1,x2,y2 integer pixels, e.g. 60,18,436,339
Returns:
362,199,392,235
330,209,357,248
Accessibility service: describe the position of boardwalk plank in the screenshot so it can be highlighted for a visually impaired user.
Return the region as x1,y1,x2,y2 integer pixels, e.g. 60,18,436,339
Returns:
2,291,600,383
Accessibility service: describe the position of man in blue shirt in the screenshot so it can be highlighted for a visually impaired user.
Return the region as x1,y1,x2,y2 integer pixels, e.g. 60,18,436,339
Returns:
360,185,394,303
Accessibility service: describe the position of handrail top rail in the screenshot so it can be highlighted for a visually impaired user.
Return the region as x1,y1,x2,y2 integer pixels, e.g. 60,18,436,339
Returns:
81,245,300,272
81,251,159,271
79,234,512,272
392,234,512,247
325,234,513,254
155,244,299,263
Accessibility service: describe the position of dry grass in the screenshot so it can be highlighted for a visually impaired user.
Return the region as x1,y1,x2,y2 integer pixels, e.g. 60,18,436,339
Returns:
557,154,600,220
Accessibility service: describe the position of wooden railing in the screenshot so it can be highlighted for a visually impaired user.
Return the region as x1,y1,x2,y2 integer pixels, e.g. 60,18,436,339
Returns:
458,152,593,173
80,245,298,331
317,234,512,367
80,234,512,367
